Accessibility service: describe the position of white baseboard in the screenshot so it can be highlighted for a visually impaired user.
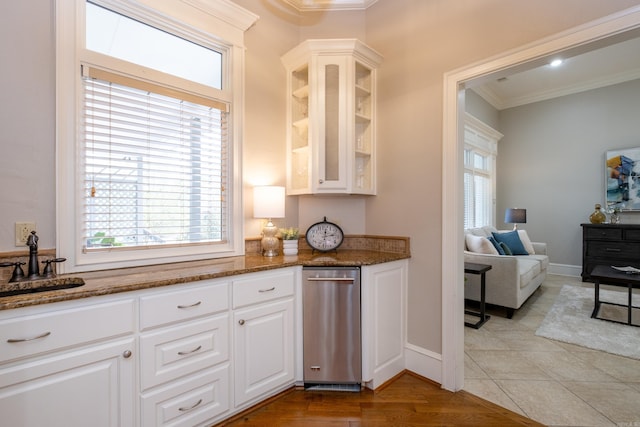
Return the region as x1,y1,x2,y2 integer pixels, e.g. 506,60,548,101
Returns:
548,263,581,277
404,343,443,385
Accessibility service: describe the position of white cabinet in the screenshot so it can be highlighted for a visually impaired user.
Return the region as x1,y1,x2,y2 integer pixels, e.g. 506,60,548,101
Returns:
232,269,295,407
361,259,408,389
282,39,383,195
0,298,136,427
139,279,231,426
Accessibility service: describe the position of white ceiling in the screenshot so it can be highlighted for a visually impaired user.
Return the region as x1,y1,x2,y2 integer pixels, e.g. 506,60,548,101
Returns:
471,36,640,110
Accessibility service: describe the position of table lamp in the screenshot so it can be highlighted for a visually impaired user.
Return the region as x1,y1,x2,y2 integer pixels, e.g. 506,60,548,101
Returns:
504,208,526,230
253,186,285,256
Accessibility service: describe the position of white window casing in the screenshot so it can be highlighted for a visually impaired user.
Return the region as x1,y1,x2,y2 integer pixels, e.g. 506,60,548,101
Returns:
463,113,502,229
56,0,258,273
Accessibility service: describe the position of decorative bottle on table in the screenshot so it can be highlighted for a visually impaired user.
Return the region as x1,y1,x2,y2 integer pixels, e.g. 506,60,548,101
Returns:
589,204,606,224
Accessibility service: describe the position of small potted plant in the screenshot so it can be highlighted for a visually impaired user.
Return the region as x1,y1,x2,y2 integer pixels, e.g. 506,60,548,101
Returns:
280,227,299,255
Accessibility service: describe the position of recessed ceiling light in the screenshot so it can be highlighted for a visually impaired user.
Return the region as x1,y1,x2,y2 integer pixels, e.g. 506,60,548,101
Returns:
550,59,563,67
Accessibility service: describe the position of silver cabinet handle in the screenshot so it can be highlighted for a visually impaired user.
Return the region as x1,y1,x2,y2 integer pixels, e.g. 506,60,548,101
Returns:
177,301,202,309
7,331,51,343
123,350,132,358
238,319,245,326
178,345,202,356
178,398,203,412
259,287,275,293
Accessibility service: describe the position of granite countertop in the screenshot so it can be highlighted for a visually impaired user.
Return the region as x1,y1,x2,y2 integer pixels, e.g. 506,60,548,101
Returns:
0,249,410,311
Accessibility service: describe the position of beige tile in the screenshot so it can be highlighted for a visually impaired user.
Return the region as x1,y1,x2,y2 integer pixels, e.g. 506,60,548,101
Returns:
496,379,616,426
463,379,525,416
524,350,618,382
464,352,489,379
466,350,552,380
571,350,640,382
464,328,510,351
562,381,640,425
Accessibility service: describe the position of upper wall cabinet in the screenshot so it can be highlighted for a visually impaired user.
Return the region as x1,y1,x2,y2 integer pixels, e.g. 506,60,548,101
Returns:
281,39,383,195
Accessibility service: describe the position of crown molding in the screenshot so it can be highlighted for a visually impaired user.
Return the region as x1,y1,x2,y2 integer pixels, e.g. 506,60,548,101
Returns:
282,0,378,11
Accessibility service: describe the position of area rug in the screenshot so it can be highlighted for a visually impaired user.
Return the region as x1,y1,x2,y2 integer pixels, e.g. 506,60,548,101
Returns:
535,284,640,360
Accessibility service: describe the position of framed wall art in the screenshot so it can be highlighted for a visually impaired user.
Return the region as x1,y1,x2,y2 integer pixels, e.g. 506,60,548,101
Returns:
606,147,640,211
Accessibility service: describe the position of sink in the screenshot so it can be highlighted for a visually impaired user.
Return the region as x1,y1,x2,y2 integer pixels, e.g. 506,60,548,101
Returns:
0,277,85,298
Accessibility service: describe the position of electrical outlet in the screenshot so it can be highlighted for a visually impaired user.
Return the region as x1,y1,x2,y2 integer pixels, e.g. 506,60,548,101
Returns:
15,222,36,246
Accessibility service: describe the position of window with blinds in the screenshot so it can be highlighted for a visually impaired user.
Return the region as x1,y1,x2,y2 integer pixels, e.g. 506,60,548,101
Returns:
463,115,500,230
82,66,229,251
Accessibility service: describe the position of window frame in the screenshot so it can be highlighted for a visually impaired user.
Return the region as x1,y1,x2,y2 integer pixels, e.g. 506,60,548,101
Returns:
56,0,257,273
463,113,502,229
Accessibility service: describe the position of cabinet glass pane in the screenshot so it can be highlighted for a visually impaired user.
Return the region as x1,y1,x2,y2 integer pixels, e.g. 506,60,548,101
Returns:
325,64,339,181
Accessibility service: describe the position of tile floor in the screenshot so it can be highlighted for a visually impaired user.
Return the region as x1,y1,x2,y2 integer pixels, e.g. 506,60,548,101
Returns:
464,274,640,427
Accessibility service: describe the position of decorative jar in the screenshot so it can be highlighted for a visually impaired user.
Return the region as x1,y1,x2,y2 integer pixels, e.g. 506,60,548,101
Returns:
589,204,606,224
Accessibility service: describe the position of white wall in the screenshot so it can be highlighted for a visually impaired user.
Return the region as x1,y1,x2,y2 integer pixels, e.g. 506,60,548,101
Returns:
497,78,640,268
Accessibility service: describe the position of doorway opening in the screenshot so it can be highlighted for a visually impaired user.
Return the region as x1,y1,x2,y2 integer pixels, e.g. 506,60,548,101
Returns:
441,7,640,392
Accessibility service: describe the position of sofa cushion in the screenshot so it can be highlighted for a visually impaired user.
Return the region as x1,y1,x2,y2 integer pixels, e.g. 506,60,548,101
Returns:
465,234,499,254
492,230,528,255
487,235,506,255
499,241,512,255
518,258,541,289
528,254,549,270
517,230,535,255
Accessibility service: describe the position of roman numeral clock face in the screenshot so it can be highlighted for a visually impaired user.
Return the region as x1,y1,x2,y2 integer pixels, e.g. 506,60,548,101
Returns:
305,218,344,252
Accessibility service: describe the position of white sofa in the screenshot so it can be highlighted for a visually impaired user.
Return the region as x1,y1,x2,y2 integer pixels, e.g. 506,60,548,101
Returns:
464,226,548,318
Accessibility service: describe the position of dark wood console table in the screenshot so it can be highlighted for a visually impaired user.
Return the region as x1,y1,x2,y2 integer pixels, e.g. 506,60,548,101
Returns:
464,262,491,329
581,223,640,282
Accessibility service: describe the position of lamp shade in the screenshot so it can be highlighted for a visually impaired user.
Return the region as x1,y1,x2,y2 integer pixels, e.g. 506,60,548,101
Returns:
253,186,285,219
505,208,527,224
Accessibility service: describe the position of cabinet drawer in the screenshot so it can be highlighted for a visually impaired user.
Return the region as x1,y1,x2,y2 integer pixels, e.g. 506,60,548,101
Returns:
0,299,134,364
141,365,230,427
587,241,640,257
140,314,229,390
140,280,229,330
585,227,622,240
624,229,640,241
232,269,295,309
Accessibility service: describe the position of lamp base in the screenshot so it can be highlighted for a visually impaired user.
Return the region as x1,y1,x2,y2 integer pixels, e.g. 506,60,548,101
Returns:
261,221,279,257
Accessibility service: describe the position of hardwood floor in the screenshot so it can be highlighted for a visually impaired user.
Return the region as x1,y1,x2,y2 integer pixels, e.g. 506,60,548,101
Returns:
216,372,544,426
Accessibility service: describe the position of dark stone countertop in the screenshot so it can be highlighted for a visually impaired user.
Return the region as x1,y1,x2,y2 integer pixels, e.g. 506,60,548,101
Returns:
0,250,410,311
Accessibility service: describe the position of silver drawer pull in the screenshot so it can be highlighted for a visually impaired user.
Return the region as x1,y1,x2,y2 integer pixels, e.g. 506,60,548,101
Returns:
178,345,202,356
178,398,203,412
7,331,51,343
259,287,275,293
177,301,202,309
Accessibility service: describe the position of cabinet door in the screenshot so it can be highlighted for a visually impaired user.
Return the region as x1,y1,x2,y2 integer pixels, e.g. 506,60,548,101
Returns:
361,260,407,389
313,55,350,192
0,338,135,427
233,298,294,406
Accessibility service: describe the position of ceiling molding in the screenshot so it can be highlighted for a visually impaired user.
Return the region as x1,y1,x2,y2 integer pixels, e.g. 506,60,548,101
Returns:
474,68,640,110
281,0,378,11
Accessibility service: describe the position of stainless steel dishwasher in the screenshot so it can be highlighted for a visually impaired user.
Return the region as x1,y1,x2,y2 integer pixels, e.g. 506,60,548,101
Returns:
302,266,361,391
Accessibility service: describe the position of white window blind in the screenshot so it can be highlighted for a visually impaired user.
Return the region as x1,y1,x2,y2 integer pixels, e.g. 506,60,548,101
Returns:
463,115,501,230
82,66,229,251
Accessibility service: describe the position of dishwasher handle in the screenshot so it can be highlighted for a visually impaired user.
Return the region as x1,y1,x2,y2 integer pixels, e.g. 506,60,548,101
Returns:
306,277,355,282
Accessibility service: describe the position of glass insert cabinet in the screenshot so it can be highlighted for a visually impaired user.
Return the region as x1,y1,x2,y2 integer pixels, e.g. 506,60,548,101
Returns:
281,39,383,195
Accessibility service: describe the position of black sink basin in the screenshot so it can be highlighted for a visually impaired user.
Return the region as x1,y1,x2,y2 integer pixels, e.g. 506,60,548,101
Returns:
0,277,85,298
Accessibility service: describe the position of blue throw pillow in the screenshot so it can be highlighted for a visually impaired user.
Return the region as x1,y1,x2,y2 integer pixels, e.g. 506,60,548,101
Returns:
499,241,512,255
492,230,528,255
487,235,505,255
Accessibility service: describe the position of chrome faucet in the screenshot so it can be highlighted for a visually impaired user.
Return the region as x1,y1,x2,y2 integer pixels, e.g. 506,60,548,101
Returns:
26,231,40,279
